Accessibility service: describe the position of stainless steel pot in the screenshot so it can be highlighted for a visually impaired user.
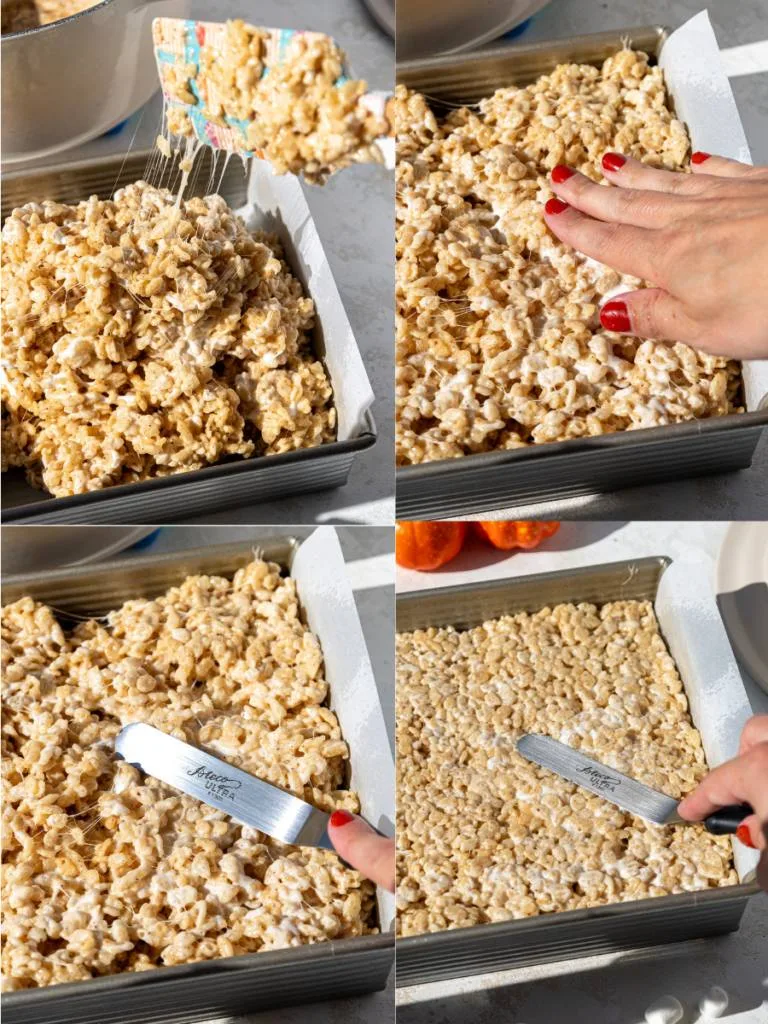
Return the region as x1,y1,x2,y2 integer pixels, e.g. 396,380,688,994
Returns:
360,0,394,40
396,0,553,60
1,526,158,573
1,0,188,165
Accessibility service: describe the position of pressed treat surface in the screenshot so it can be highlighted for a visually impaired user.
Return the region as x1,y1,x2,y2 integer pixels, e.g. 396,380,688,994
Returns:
1,560,375,990
396,599,736,937
395,50,742,466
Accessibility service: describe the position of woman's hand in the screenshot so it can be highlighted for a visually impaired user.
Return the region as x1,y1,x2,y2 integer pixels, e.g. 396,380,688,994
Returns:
543,152,768,359
328,810,395,893
678,714,768,891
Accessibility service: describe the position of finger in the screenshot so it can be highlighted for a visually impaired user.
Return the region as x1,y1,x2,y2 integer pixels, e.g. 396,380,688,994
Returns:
738,715,768,756
677,743,768,822
598,288,701,346
690,152,758,178
550,166,682,228
735,814,766,851
603,151,768,200
542,198,658,281
328,810,395,893
600,152,707,196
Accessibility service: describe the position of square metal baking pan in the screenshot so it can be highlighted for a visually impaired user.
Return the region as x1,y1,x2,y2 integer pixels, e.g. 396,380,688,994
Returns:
395,27,768,519
1,538,394,1023
1,151,376,524
395,557,761,986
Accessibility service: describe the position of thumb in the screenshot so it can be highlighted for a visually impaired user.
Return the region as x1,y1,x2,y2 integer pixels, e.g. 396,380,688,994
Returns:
327,810,395,893
599,289,701,346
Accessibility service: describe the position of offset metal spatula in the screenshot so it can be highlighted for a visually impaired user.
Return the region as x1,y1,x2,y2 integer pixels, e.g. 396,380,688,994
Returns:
115,723,333,849
517,733,752,835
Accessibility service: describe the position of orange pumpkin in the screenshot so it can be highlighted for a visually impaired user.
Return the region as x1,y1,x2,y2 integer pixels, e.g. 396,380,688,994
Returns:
475,520,560,551
396,521,468,571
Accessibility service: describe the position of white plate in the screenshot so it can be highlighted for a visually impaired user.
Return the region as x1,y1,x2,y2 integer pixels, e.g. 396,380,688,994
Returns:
716,521,768,693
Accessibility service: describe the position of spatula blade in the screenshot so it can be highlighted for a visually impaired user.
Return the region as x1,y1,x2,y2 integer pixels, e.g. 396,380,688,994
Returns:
516,733,683,826
115,723,332,848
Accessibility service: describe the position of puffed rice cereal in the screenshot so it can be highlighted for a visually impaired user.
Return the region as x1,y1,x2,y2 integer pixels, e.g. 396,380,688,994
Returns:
396,599,737,936
395,50,743,465
156,19,391,184
1,559,375,990
1,182,335,497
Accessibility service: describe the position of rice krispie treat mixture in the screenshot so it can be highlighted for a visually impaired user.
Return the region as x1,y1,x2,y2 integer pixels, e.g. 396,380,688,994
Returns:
1,559,375,990
156,19,391,184
396,600,736,936
395,50,742,465
1,0,99,34
1,182,335,497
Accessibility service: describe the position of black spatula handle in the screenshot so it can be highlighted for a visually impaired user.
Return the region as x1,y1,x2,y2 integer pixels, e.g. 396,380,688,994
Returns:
704,804,753,835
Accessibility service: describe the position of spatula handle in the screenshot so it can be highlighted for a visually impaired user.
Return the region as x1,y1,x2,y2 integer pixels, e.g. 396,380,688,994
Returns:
704,804,753,835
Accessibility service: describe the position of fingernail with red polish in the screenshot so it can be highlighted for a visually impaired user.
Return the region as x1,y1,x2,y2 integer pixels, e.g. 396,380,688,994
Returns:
691,151,711,165
736,823,756,849
545,197,569,215
551,165,575,184
602,152,627,173
600,300,631,333
330,810,355,828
